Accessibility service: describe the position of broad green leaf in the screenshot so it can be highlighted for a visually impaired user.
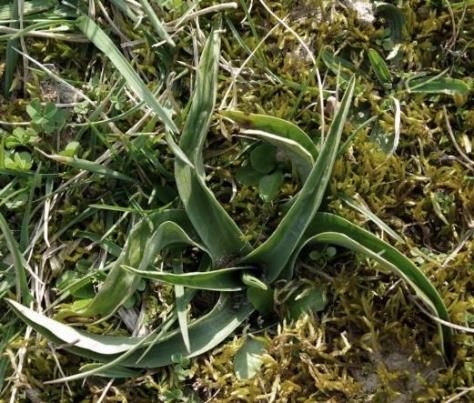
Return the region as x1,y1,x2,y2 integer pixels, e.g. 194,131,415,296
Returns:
258,170,283,202
221,110,318,160
67,210,192,320
7,295,254,368
234,337,267,379
245,130,313,180
407,76,471,96
174,29,250,264
250,144,277,174
0,212,32,304
286,287,327,320
236,165,261,186
241,77,356,282
295,212,452,356
367,49,392,88
76,16,177,133
121,265,252,291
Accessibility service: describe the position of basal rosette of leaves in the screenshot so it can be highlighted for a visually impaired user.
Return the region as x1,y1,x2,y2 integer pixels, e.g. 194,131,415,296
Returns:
2,26,455,384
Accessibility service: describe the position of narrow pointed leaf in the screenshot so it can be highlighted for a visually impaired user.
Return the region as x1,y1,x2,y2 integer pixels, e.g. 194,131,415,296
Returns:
7,296,254,368
121,265,251,291
294,212,452,356
45,154,134,182
76,15,177,133
174,29,250,263
241,77,356,282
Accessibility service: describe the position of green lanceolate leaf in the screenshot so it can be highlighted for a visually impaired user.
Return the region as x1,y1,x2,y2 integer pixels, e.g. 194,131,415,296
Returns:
367,48,392,88
0,212,32,304
241,77,356,282
7,295,254,368
294,212,452,356
174,29,250,264
221,110,318,160
68,210,192,320
76,15,177,133
406,75,471,96
121,265,252,291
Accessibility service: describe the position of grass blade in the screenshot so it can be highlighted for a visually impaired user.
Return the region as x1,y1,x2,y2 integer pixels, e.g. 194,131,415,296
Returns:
338,192,403,243
0,212,32,304
42,153,134,182
138,0,175,46
174,29,251,263
241,76,356,282
2,0,19,97
76,15,177,133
